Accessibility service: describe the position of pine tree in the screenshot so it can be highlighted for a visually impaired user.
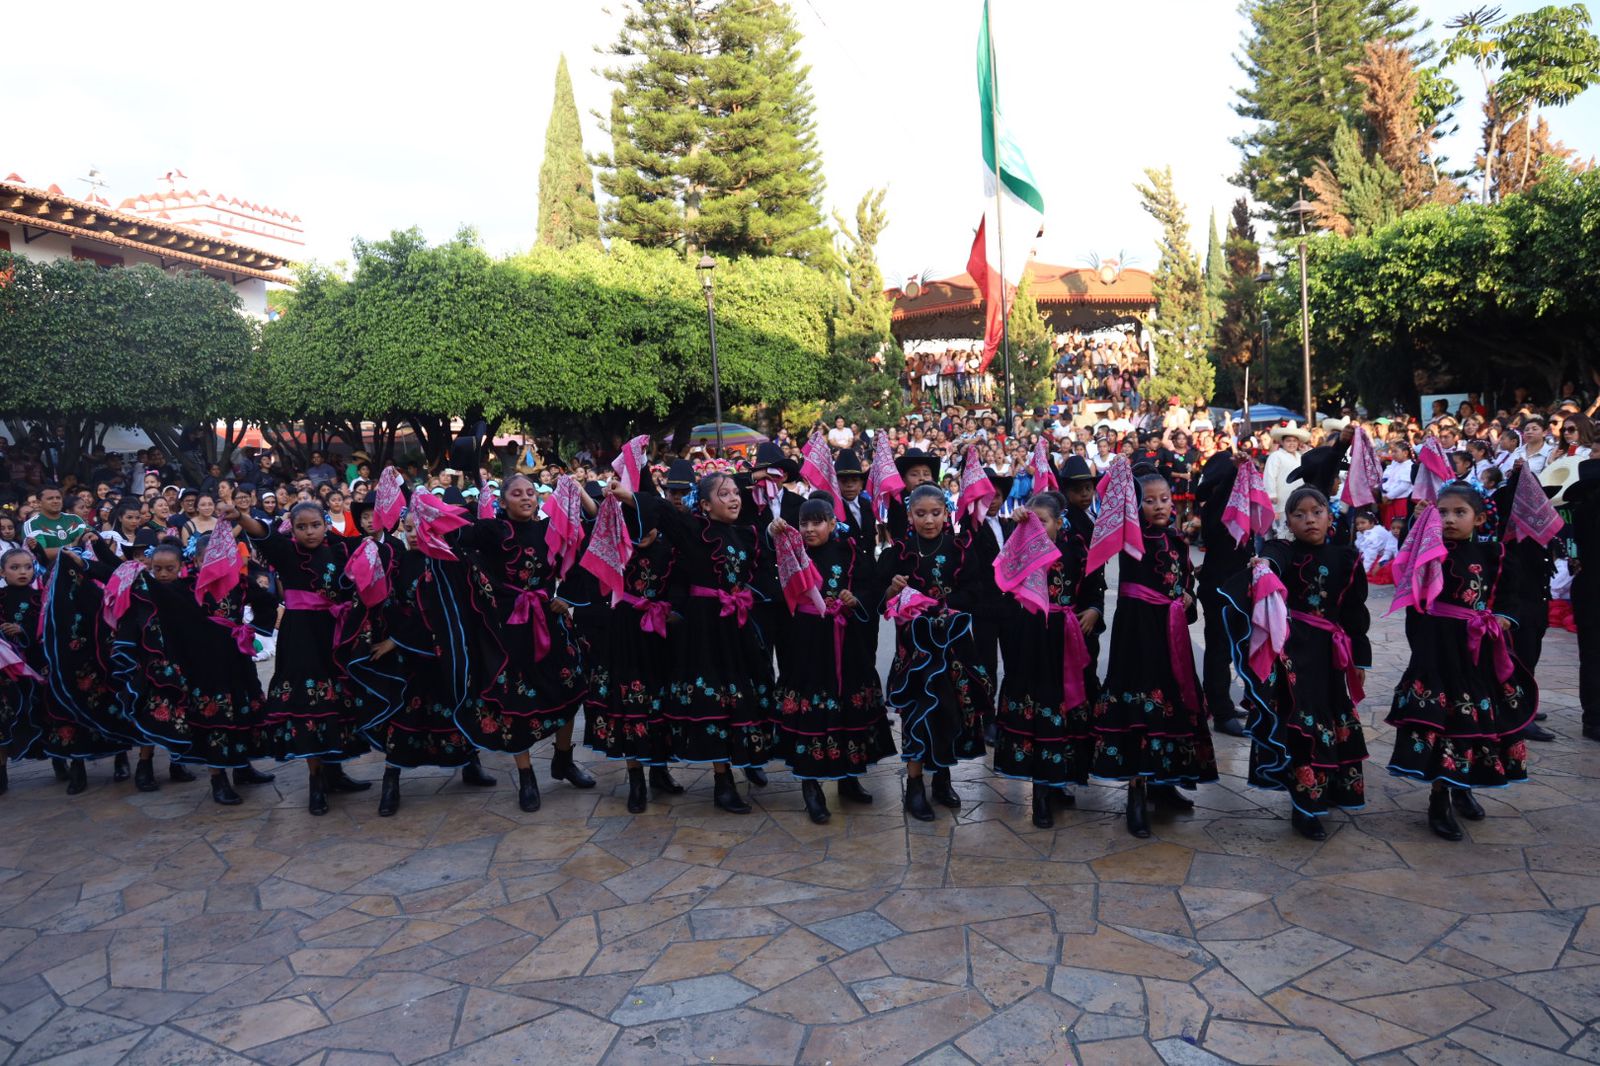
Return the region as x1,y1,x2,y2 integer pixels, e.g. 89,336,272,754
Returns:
1232,0,1427,219
1203,210,1226,326
1214,198,1262,406
1137,167,1215,406
1305,121,1404,236
593,0,831,263
827,189,903,424
537,55,602,250
1005,273,1054,410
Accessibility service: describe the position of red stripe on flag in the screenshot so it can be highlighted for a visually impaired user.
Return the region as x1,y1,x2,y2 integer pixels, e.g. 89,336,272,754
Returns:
966,217,1011,372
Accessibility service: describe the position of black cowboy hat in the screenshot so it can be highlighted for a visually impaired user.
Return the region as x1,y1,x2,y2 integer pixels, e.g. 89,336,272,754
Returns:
833,449,866,480
663,458,696,491
350,499,375,527
895,447,940,480
543,454,568,472
583,481,605,502
1567,458,1600,505
1057,455,1096,483
752,441,800,481
1287,445,1344,495
983,467,1014,499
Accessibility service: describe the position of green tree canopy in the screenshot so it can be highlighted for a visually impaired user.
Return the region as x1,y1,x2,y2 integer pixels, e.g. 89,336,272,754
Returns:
537,54,602,249
1136,166,1216,406
826,188,903,425
593,0,831,263
1005,273,1054,412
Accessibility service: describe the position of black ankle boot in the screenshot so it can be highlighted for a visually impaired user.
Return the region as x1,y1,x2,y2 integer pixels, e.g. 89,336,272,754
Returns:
169,762,197,783
1450,787,1485,821
801,779,830,824
112,752,130,781
1125,783,1150,838
134,758,158,793
52,757,69,782
1428,788,1463,841
713,770,751,814
517,766,540,812
903,776,935,822
626,767,648,813
1291,808,1326,840
930,768,961,809
324,765,371,793
378,768,401,817
460,755,496,787
1149,783,1195,812
549,745,596,789
838,776,873,804
211,773,242,806
1032,788,1054,829
649,765,685,794
233,764,276,786
308,767,328,816
66,760,88,795
744,766,768,788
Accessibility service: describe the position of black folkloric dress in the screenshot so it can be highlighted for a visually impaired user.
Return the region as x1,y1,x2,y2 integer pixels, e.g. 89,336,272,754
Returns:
351,548,479,770
583,502,677,765
112,574,265,768
455,518,587,753
876,530,993,768
655,509,774,768
0,585,45,759
773,535,895,780
994,527,1103,788
250,529,367,762
38,557,132,760
1386,540,1534,788
1221,539,1370,815
1092,527,1218,785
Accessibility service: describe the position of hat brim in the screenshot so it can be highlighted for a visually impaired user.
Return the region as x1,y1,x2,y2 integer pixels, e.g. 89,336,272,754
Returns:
895,456,939,478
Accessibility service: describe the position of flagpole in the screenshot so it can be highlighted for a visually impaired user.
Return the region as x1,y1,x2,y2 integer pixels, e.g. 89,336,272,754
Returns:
985,0,1015,436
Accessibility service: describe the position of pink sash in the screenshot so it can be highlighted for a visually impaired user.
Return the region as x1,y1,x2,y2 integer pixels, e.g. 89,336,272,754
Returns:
691,584,752,626
283,588,355,644
1119,582,1201,713
208,615,258,657
616,591,672,637
1287,609,1365,704
796,597,849,694
505,588,552,661
1045,603,1091,709
1428,602,1514,684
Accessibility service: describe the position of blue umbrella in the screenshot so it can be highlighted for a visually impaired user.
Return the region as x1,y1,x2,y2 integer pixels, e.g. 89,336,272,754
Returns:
1228,405,1332,425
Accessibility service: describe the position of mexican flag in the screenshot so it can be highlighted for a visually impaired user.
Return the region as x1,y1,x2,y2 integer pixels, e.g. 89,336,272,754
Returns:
966,0,1045,371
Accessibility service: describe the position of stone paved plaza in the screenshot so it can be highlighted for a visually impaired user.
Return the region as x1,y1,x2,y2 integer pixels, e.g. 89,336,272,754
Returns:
0,585,1598,1065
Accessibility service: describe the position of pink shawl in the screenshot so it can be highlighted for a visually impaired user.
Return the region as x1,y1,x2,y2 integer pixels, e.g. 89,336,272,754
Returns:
477,486,498,520
409,492,469,562
193,519,241,605
1340,426,1383,509
1412,437,1454,503
1029,439,1058,494
579,495,633,602
1506,466,1563,546
884,586,940,622
344,538,390,607
101,561,145,629
1087,456,1142,574
374,466,406,533
541,475,586,577
1246,558,1289,679
772,522,826,614
869,430,905,520
1222,456,1274,545
1389,504,1446,614
0,634,41,682
801,432,848,522
610,434,651,494
957,445,995,525
992,508,1059,615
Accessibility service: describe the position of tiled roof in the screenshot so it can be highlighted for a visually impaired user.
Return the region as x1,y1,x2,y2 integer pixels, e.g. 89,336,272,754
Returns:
890,261,1155,322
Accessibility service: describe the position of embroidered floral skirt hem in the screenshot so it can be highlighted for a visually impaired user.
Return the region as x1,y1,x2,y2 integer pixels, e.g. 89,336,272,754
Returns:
1090,690,1219,786
582,612,672,764
1247,663,1368,815
372,701,478,769
994,696,1091,787
772,682,896,779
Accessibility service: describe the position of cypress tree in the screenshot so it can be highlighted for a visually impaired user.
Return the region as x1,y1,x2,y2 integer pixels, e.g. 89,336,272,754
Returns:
1136,167,1215,407
594,0,831,263
537,55,602,249
1203,210,1226,325
828,189,903,423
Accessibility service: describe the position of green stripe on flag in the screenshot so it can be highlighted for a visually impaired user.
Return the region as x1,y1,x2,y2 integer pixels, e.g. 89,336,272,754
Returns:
976,1,1045,215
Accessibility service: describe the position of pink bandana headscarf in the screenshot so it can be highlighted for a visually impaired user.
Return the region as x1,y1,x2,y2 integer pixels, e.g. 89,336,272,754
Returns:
957,445,995,525
800,432,848,522
1246,558,1289,679
344,538,390,607
193,519,241,605
772,522,826,614
1412,437,1454,503
992,508,1059,615
102,561,144,628
541,475,586,577
1507,466,1564,546
869,430,905,521
1341,426,1383,509
1029,439,1058,494
1389,504,1446,614
409,491,469,561
610,434,651,494
1222,456,1274,545
1087,456,1142,573
579,495,633,602
374,466,406,533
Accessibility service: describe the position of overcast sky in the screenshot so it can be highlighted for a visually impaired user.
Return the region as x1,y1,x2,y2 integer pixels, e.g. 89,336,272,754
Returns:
10,0,1597,284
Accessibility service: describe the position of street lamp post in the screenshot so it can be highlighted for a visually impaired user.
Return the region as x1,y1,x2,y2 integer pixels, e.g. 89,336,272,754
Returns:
1288,198,1315,426
697,256,724,456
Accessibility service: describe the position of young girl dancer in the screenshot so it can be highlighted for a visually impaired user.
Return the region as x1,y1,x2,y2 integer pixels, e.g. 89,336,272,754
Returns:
1386,483,1536,840
1091,463,1218,838
769,497,894,824
0,547,45,792
1222,487,1371,839
993,492,1102,828
876,484,993,821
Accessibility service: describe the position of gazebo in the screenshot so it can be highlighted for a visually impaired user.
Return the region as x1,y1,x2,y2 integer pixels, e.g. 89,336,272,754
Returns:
888,260,1155,343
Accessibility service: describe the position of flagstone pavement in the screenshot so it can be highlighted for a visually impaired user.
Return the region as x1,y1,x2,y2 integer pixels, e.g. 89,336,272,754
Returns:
1,584,1599,1065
